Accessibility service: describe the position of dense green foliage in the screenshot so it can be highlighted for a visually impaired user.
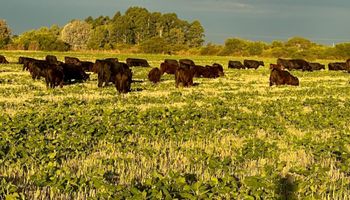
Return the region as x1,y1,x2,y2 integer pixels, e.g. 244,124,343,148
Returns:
1,51,350,199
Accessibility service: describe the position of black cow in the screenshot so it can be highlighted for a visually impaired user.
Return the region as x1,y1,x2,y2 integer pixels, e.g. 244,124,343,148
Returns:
27,61,49,80
228,61,244,69
98,60,130,87
45,55,58,65
197,64,224,78
347,59,350,72
126,58,150,67
59,63,89,83
277,58,312,71
115,64,132,93
44,66,64,88
148,67,162,83
212,63,224,76
81,61,94,72
309,62,325,71
64,56,81,66
244,60,264,69
164,59,179,66
160,62,178,75
0,55,9,64
328,62,347,71
269,64,299,86
104,58,119,63
175,66,194,87
191,65,206,78
19,57,39,71
179,59,195,68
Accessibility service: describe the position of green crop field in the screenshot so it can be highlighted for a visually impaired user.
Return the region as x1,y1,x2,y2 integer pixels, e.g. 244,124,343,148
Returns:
1,51,350,199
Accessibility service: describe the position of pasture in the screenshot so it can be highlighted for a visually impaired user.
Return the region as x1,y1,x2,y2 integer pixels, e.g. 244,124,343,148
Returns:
1,51,350,199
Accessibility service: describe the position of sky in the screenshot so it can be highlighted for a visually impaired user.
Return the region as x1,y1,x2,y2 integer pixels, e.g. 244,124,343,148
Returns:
1,0,350,45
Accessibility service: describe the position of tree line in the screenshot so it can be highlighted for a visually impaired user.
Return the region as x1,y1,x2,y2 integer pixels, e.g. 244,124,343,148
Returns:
0,6,350,60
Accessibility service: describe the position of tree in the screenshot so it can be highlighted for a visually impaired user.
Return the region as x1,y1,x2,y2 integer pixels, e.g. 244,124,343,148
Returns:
140,37,169,54
0,19,11,48
247,41,266,56
11,27,69,51
87,25,111,49
334,43,350,58
186,20,205,47
60,20,91,50
220,38,248,56
285,37,315,50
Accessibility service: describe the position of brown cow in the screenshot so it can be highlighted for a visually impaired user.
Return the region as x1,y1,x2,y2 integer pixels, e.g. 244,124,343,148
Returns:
81,61,94,72
0,55,9,64
148,67,162,83
46,55,58,65
328,62,347,71
179,59,195,69
160,62,178,75
347,59,350,72
244,60,264,69
115,65,132,93
164,59,179,66
277,58,312,71
228,61,244,69
269,64,299,86
309,62,325,71
126,58,150,67
175,67,194,87
44,66,64,88
64,56,81,66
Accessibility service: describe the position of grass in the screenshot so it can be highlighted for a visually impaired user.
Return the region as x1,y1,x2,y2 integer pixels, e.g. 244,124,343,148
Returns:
1,51,350,199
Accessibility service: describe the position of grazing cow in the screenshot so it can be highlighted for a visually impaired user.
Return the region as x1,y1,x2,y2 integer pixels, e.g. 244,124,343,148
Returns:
45,55,58,65
64,56,81,66
98,60,130,87
203,65,220,78
277,58,312,71
244,60,264,69
160,62,178,75
115,66,132,93
179,59,195,68
19,57,39,71
228,61,244,69
148,67,162,83
309,62,325,71
104,58,119,63
0,55,9,64
175,66,195,87
164,59,179,66
44,66,64,88
59,63,89,83
92,58,117,73
27,61,49,80
328,62,347,71
81,61,94,72
347,59,350,72
197,64,224,78
269,64,299,86
212,63,224,76
126,58,150,67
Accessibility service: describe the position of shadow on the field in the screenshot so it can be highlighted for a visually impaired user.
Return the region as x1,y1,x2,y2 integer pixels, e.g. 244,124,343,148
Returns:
132,79,144,83
276,174,297,200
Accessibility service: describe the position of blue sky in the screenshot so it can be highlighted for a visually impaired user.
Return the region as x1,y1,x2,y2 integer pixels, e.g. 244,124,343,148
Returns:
1,0,350,45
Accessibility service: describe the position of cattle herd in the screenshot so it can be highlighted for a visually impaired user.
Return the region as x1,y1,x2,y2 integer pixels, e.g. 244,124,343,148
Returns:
1,54,350,92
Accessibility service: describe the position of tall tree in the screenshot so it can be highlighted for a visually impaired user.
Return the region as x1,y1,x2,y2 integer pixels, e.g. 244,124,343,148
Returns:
0,19,11,48
186,20,205,47
87,25,111,49
61,20,91,50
